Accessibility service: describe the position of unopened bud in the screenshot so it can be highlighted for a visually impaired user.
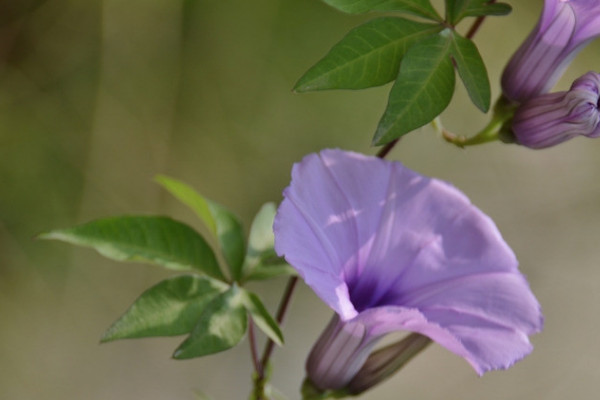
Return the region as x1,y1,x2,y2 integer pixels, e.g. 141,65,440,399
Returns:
512,71,600,149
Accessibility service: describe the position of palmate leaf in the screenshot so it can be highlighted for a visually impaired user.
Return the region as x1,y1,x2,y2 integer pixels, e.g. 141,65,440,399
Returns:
174,285,248,359
156,175,245,281
102,275,228,342
39,216,225,280
242,203,296,282
323,0,442,21
449,32,490,112
446,0,511,25
173,285,248,359
295,17,443,92
171,285,284,359
373,30,455,145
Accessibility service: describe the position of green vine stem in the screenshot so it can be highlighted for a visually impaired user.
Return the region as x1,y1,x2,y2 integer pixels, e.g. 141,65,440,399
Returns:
437,95,518,148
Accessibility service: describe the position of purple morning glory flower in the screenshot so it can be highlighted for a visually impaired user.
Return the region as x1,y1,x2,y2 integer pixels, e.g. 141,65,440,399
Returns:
512,71,600,149
502,0,600,102
274,149,542,391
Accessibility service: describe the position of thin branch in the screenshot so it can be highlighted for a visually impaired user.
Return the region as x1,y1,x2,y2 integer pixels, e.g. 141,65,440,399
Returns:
259,276,299,373
376,139,399,159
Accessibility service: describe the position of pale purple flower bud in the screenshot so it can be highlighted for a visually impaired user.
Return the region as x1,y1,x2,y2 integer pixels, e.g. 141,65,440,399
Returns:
347,333,431,395
275,149,543,393
512,71,600,148
305,315,376,391
502,0,600,102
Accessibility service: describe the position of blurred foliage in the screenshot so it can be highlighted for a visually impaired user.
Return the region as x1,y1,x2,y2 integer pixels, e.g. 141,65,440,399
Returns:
2,1,600,399
0,0,100,278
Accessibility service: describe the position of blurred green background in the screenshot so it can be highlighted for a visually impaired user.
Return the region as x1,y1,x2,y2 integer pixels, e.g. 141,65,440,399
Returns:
1,0,599,398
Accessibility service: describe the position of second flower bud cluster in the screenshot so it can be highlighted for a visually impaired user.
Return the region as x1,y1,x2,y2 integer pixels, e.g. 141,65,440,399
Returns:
501,0,600,149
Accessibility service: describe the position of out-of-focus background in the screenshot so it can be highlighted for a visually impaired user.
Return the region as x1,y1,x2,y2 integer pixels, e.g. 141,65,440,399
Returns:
1,0,599,398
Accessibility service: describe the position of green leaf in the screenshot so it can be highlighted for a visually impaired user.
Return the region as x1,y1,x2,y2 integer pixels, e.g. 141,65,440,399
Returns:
40,216,225,280
241,289,283,346
245,203,277,263
462,2,511,18
244,257,297,282
101,275,228,342
446,0,468,23
446,0,511,24
240,289,284,346
208,202,245,281
241,203,295,281
156,175,246,281
323,0,442,21
373,30,455,145
173,286,247,359
295,18,443,92
449,33,490,112
155,175,217,236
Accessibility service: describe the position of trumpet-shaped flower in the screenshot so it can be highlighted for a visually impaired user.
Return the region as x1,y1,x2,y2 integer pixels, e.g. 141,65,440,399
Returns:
512,71,600,149
274,150,542,391
502,0,600,102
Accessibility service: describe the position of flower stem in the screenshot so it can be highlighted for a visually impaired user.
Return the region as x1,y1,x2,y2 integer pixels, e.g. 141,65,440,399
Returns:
439,96,517,148
376,139,399,159
260,276,298,368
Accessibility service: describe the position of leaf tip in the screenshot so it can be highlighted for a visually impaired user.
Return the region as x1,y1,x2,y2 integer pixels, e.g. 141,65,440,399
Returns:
36,230,64,241
154,174,172,187
371,128,388,147
99,328,118,343
372,137,383,147
36,232,51,240
99,336,112,344
293,82,310,93
172,347,186,359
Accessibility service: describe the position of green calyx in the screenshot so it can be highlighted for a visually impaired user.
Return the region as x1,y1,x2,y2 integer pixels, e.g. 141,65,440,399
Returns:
301,379,350,400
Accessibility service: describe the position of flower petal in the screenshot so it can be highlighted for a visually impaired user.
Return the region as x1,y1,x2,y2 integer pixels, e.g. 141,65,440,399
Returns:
570,0,600,42
502,0,600,102
275,149,403,319
399,272,542,335
419,308,535,374
274,186,356,318
353,303,539,375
